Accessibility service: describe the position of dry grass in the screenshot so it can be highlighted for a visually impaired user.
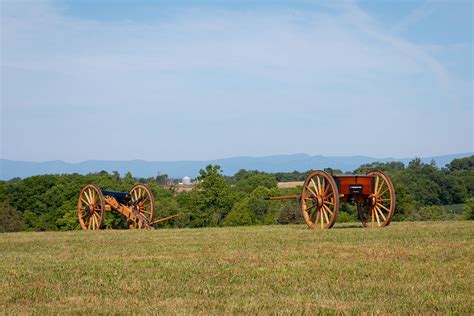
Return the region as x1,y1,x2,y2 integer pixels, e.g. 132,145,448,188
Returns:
277,181,304,189
1,221,473,314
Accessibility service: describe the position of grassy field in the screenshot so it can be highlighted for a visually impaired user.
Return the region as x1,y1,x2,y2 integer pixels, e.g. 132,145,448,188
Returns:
1,221,473,314
277,181,304,189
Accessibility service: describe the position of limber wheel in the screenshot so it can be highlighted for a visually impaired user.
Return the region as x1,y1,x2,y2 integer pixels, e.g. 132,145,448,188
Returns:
301,170,340,229
129,184,155,229
78,184,105,230
359,171,396,228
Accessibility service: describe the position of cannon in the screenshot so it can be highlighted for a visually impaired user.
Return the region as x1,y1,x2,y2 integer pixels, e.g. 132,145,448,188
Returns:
77,183,177,230
270,170,396,229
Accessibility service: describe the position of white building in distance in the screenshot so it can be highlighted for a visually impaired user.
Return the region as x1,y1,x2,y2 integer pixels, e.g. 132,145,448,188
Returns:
182,176,191,185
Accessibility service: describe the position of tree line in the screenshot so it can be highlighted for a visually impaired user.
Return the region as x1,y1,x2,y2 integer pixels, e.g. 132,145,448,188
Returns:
0,156,473,232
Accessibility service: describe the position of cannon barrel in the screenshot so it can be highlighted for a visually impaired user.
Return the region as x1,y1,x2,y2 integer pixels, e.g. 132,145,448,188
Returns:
101,190,132,205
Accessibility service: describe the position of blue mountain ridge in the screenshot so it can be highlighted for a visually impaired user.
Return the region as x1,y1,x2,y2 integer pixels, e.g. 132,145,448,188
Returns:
1,153,472,180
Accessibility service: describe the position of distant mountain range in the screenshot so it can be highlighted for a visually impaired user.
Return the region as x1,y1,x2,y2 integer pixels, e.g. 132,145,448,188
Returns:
1,153,472,181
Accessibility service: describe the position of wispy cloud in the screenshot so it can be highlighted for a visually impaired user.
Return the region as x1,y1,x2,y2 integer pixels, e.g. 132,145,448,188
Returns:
391,0,436,34
1,0,472,161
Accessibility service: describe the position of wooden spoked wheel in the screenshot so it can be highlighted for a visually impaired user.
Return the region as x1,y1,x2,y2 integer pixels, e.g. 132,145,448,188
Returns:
77,184,105,230
301,170,340,229
359,171,396,228
129,184,155,229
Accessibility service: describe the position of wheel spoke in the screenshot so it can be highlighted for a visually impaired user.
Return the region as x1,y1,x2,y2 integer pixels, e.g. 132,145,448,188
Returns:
306,185,317,197
378,203,391,213
323,200,334,205
310,178,319,195
84,189,92,203
95,212,101,226
84,189,90,203
322,206,330,225
374,176,379,194
378,188,389,197
321,178,325,194
320,209,324,228
317,176,322,195
86,189,92,204
323,183,329,196
91,189,96,203
322,204,333,216
375,206,387,221
374,207,381,226
81,197,89,206
308,206,315,220
314,210,320,228
377,181,385,196
91,189,97,203
305,203,318,211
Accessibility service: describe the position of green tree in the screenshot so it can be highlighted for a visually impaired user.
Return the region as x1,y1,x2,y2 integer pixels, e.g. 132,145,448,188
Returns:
233,170,277,193
354,161,405,174
235,173,277,193
447,156,474,171
179,165,235,227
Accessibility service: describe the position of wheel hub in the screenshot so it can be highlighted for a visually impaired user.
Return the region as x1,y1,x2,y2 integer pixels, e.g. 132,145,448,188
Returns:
368,194,377,207
313,195,323,207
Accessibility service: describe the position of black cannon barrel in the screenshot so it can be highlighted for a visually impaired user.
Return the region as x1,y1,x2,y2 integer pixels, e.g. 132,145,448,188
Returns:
101,190,132,205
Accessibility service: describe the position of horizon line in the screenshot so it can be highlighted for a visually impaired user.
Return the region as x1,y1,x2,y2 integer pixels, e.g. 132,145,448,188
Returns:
1,151,472,164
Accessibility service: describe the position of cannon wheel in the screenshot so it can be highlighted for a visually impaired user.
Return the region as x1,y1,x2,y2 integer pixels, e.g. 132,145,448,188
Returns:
129,184,155,229
358,171,396,228
77,184,105,230
301,170,340,229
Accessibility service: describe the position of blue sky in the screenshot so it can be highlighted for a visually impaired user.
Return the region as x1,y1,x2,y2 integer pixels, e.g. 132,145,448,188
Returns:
1,0,472,162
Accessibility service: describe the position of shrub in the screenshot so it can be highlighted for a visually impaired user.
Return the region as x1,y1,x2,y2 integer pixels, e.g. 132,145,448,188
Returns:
222,199,256,226
336,211,356,223
404,205,461,221
463,197,474,220
276,201,304,225
0,202,25,232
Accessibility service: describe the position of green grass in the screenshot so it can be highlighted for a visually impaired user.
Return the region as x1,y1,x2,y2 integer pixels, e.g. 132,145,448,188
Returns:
1,221,473,314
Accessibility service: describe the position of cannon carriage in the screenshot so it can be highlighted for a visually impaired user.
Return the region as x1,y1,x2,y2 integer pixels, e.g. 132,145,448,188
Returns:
77,183,177,230
271,170,396,229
